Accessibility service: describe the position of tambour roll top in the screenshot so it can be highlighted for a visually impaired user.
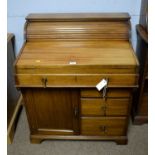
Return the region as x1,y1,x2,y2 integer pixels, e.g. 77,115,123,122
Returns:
25,13,131,41
15,13,138,88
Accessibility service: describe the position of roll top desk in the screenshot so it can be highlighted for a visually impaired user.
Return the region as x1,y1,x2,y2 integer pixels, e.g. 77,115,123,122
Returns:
14,13,139,144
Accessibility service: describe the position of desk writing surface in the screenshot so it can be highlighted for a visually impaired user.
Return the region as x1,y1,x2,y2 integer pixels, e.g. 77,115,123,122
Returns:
16,40,138,69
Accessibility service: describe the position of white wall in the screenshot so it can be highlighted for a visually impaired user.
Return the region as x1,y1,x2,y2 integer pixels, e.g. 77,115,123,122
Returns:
7,0,141,55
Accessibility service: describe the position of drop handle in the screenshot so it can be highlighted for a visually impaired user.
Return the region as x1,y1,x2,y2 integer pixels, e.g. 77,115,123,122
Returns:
102,78,109,99
41,78,47,88
96,78,108,99
99,125,106,133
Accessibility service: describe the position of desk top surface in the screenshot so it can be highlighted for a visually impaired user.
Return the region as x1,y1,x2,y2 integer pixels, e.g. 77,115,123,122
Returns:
16,40,138,69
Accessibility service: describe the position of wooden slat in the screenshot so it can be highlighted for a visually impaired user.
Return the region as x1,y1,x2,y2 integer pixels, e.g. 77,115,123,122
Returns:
136,24,148,43
15,66,136,74
25,13,131,41
26,13,130,21
7,95,23,144
26,21,130,41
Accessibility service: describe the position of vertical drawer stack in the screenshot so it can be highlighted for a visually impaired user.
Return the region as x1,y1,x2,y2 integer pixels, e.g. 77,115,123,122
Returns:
80,88,131,136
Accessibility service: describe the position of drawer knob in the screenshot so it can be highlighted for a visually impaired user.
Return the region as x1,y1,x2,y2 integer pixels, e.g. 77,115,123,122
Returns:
41,78,47,88
99,125,106,133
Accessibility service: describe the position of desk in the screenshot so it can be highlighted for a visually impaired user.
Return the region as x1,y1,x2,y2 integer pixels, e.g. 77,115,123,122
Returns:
15,13,139,144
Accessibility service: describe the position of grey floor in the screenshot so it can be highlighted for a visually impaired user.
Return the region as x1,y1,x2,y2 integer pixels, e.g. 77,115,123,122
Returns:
8,108,148,155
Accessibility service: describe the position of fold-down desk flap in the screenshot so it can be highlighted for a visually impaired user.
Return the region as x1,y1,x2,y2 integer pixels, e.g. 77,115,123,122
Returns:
15,40,138,74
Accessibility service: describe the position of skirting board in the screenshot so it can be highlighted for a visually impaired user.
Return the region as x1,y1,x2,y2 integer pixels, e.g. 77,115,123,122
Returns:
7,95,23,144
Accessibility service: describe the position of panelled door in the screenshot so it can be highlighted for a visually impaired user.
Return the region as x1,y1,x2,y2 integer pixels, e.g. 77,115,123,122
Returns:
22,88,80,135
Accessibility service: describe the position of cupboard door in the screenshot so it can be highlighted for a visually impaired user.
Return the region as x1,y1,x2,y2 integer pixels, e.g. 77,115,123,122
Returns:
22,88,80,135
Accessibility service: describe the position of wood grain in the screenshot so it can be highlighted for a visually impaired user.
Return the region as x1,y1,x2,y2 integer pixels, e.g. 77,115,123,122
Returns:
22,88,80,135
30,134,128,145
26,21,129,41
81,98,130,116
81,117,127,136
15,74,138,88
26,13,130,21
25,13,131,42
15,41,138,70
81,88,131,98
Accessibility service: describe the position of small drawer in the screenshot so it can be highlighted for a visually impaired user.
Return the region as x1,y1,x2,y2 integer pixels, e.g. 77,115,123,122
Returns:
81,117,127,136
81,88,131,98
81,98,130,116
15,74,138,88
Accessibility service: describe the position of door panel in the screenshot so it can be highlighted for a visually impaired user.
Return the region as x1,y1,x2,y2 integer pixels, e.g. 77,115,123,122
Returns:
22,88,80,135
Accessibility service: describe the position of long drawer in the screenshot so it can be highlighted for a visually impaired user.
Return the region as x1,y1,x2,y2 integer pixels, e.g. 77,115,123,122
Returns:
81,88,131,98
81,117,127,136
15,74,138,87
81,98,130,116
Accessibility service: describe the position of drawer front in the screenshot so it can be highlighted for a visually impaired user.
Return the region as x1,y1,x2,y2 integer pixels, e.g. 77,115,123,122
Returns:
81,98,130,116
81,88,131,98
81,117,127,136
15,74,138,87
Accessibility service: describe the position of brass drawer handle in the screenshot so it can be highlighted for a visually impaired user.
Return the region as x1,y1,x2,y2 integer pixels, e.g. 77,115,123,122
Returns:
41,78,47,88
99,125,106,133
103,78,109,99
96,78,108,99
